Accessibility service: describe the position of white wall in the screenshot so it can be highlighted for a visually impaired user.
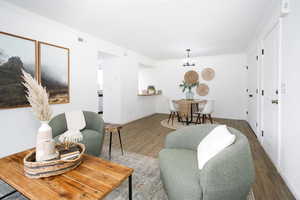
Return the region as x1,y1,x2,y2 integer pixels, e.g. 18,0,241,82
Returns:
102,57,123,123
0,1,156,157
120,58,156,123
246,0,300,198
154,54,247,120
280,0,300,198
102,57,156,124
138,65,157,93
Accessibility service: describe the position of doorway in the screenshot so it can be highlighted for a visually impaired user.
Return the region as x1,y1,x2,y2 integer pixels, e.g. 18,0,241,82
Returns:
261,22,280,168
247,49,259,137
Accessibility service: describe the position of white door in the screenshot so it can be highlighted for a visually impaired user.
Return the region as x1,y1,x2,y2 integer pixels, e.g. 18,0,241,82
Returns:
247,50,259,136
262,23,280,167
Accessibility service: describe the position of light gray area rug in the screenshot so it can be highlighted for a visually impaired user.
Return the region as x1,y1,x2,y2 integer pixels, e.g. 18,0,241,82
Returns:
101,147,255,200
102,148,168,200
160,118,220,130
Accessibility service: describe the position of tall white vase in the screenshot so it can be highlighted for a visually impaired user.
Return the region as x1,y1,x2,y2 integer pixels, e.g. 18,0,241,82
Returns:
36,121,58,161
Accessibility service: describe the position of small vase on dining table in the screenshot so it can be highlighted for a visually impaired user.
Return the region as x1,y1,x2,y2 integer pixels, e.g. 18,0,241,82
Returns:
185,90,194,100
36,121,58,162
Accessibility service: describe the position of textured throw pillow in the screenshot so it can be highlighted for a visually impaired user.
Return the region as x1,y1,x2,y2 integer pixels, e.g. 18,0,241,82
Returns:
197,125,236,170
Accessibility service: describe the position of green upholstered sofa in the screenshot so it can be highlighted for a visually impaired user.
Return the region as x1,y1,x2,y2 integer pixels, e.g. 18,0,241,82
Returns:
49,111,105,156
159,124,255,200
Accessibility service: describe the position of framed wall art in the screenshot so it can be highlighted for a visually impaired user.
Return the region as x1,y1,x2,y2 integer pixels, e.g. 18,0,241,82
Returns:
0,32,37,109
38,42,70,104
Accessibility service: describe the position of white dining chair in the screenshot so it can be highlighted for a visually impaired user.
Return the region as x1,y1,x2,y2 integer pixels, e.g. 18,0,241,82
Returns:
168,99,179,125
195,100,215,124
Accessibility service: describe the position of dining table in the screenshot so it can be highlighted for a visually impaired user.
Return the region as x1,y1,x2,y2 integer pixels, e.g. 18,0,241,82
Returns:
175,99,207,125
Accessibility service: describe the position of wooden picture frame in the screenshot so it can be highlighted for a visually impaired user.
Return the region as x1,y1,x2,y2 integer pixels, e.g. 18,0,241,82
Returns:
38,41,70,104
0,31,38,109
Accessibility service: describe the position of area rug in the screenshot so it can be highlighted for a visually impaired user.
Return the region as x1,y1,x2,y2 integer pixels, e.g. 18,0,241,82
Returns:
101,147,255,200
160,118,220,130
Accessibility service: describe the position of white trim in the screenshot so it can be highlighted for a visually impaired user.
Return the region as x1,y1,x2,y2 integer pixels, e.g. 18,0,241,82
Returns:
277,18,283,172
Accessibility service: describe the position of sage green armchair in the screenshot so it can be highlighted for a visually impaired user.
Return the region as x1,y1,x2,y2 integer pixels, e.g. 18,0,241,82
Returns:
159,125,255,200
49,111,105,156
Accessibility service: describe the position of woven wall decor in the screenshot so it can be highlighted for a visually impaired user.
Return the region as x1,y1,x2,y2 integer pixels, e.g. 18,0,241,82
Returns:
202,68,215,81
196,83,209,96
184,70,199,84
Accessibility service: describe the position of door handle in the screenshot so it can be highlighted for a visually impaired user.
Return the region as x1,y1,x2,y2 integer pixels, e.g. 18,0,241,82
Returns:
271,99,279,104
249,94,253,98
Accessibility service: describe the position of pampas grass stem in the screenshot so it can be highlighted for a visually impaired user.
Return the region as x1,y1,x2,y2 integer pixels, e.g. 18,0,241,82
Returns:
21,70,52,121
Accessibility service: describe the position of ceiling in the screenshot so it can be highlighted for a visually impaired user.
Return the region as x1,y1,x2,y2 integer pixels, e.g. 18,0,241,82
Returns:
5,0,274,59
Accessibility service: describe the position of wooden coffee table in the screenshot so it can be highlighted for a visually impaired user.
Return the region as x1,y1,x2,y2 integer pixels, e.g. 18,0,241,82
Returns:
0,150,134,200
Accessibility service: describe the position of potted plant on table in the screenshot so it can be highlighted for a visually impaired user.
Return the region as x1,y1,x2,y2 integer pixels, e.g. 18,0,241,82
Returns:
22,70,58,161
179,81,199,100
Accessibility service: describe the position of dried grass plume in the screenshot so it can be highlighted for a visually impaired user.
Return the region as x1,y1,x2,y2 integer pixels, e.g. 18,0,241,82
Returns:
22,70,52,121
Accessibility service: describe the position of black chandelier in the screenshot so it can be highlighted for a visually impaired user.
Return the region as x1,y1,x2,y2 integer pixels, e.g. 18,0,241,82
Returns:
182,49,195,67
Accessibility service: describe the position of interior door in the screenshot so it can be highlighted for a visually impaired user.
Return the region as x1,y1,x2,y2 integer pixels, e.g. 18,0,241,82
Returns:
247,50,258,135
262,23,280,167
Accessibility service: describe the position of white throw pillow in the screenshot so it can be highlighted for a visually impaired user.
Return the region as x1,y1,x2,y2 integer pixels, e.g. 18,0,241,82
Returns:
197,125,236,170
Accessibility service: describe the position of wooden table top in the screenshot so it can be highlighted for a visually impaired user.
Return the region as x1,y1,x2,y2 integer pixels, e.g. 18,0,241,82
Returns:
175,99,207,104
0,150,133,200
104,123,123,133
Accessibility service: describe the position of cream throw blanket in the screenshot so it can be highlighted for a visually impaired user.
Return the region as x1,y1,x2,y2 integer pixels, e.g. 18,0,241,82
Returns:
59,110,86,143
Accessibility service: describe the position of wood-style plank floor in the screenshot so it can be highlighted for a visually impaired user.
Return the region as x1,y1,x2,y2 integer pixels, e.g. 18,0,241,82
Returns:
103,114,295,200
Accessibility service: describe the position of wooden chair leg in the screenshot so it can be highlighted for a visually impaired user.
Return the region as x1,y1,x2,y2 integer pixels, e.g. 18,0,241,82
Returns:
208,114,213,124
167,112,172,124
171,112,175,125
202,114,206,124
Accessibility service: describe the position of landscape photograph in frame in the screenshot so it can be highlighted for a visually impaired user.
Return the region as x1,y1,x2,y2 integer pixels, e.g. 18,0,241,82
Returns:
38,42,70,104
0,32,37,109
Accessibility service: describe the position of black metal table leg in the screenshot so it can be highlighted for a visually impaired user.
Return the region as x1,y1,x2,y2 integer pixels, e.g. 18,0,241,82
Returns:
109,132,112,160
128,175,132,200
0,190,17,200
118,130,124,155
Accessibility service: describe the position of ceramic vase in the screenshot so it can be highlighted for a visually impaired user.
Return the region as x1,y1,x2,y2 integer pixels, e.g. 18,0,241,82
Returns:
36,121,58,161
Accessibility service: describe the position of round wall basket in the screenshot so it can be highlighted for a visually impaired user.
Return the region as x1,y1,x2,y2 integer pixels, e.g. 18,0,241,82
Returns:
196,83,209,96
184,70,199,84
202,68,215,81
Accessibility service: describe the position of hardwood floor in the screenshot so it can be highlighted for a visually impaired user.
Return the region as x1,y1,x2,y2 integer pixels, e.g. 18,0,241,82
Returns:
103,114,295,200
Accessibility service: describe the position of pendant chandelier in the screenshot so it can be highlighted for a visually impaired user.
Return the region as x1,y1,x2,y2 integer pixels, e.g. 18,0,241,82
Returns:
182,49,195,67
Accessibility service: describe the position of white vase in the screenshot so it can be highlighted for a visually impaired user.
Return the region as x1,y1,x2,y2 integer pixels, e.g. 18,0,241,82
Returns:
36,121,58,161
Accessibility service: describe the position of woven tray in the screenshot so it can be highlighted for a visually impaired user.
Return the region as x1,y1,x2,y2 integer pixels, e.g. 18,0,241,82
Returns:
23,143,85,179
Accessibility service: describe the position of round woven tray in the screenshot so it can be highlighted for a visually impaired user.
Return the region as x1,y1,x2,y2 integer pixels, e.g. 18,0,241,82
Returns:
23,143,85,179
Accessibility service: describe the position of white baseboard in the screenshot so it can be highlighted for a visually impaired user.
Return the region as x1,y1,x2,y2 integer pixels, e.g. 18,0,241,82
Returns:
280,173,300,199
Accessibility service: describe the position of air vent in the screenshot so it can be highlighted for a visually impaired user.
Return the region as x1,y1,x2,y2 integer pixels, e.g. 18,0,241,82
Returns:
78,37,84,42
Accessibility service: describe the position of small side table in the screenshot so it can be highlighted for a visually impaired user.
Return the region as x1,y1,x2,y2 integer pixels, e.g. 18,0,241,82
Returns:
105,123,124,160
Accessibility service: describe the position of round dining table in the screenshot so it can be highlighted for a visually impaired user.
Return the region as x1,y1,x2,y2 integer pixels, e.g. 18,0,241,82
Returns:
175,99,207,125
